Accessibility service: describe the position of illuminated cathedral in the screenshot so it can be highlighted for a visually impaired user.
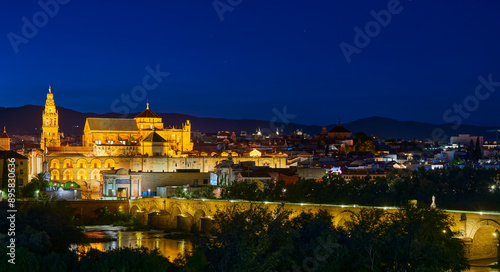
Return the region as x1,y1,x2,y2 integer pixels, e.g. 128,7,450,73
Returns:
40,87,287,198
82,102,193,157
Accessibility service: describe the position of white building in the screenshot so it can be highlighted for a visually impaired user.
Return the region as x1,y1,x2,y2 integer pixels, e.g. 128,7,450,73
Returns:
450,134,483,146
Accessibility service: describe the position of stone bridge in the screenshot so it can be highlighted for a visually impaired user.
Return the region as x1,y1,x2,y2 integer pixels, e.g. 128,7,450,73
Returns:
129,198,500,260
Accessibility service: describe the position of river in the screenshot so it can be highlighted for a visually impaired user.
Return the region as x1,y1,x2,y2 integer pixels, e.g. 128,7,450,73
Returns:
76,226,499,271
76,225,192,262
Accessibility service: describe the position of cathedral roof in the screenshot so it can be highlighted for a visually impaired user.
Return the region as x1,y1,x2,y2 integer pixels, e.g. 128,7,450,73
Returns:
136,109,160,118
329,125,350,133
86,118,138,131
0,127,8,138
136,103,160,118
142,131,167,142
328,121,350,133
0,151,27,160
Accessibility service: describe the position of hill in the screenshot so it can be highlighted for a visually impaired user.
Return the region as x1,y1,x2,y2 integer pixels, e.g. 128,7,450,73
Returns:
0,106,497,141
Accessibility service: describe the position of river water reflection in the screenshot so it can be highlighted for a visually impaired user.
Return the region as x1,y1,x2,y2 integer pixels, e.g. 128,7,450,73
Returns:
77,226,192,262
77,226,499,271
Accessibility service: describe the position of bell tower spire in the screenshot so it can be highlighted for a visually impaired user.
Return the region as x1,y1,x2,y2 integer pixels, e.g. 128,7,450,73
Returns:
41,86,61,150
0,126,10,151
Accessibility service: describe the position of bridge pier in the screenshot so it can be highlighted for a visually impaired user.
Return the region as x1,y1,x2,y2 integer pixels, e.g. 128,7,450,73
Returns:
201,217,215,233
177,214,193,231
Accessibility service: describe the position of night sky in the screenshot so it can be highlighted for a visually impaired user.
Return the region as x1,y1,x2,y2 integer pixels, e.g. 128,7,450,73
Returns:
2,0,500,126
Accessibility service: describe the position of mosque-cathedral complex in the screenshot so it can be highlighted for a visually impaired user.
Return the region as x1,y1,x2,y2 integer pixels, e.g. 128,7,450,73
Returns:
38,87,287,197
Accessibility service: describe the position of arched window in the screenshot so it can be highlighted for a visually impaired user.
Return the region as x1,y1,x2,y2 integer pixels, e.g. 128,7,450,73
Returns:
51,170,59,181
77,169,87,180
63,169,73,181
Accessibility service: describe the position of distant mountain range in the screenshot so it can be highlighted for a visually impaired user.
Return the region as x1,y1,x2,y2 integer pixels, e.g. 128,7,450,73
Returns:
0,105,498,141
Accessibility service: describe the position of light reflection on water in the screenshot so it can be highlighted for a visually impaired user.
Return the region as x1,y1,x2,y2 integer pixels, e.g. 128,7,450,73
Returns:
76,226,191,262
76,226,498,271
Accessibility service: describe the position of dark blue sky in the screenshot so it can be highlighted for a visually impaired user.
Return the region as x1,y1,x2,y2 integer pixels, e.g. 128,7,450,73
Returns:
2,0,500,126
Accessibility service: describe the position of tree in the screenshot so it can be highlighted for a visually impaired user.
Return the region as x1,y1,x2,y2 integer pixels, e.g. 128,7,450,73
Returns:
340,206,469,271
466,139,475,161
382,206,469,271
1,157,8,198
21,173,50,198
474,137,482,161
353,132,376,153
222,179,264,201
353,132,371,144
193,204,296,271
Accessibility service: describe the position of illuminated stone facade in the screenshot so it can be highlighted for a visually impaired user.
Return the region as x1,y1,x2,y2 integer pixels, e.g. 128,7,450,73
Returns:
82,103,193,156
0,127,10,151
40,86,61,150
48,155,287,182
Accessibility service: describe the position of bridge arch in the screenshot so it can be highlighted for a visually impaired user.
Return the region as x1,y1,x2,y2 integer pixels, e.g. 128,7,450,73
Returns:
193,209,206,229
148,203,161,214
334,210,356,228
469,219,500,260
130,205,141,216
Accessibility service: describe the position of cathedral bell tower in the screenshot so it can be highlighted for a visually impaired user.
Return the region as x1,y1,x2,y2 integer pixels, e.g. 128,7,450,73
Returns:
40,86,61,150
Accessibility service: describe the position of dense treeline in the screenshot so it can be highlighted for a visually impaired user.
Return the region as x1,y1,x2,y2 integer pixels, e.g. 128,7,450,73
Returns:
222,166,500,210
180,204,469,272
0,199,469,271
